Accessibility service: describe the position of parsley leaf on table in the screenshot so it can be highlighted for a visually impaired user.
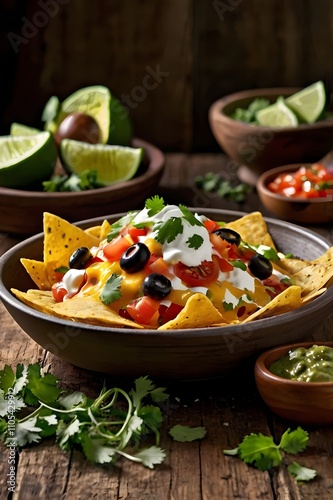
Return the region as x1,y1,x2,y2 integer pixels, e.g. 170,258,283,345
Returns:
223,427,315,482
169,424,207,442
195,173,252,203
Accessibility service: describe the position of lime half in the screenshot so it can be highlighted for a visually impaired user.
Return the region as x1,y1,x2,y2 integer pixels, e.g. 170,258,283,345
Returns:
55,86,132,146
285,81,326,123
10,123,41,136
60,139,143,186
0,131,57,188
256,97,298,127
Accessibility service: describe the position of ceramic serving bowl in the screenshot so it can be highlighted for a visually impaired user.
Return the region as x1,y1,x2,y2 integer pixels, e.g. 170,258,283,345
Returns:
257,164,333,224
0,138,165,236
209,88,333,185
1,209,332,380
255,341,333,425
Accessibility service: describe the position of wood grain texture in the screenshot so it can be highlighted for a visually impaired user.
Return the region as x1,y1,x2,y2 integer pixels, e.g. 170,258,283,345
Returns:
2,0,333,150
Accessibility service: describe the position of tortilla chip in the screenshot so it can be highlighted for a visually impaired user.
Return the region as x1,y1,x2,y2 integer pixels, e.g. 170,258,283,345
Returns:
11,288,143,329
159,293,225,330
42,212,100,286
85,225,103,238
278,256,311,274
43,212,100,266
20,259,51,291
226,212,276,249
243,286,302,322
100,219,112,241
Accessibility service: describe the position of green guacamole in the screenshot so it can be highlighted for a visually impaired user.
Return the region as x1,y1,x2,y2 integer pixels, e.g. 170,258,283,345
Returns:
269,345,333,382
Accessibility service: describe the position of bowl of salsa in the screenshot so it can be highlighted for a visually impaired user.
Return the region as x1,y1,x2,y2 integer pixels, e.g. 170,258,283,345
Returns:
257,163,333,224
255,341,333,424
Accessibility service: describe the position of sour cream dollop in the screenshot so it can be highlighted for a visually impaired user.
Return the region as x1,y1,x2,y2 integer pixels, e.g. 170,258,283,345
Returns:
132,205,213,266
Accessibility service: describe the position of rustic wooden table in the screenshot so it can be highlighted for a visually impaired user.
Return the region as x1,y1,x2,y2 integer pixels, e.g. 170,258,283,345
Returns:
1,153,333,500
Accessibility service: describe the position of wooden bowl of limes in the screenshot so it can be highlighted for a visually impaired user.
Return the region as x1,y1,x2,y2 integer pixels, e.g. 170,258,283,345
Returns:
209,82,333,185
0,137,165,236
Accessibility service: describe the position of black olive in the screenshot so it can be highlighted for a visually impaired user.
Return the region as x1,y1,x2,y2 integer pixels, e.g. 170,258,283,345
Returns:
142,273,172,299
212,228,241,246
248,254,273,280
120,242,151,273
69,247,92,269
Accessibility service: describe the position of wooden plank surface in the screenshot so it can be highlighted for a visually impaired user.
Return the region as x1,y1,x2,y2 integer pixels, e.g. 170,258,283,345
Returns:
1,154,333,499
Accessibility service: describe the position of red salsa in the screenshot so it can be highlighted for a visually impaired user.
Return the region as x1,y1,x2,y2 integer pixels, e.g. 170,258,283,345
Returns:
268,163,333,199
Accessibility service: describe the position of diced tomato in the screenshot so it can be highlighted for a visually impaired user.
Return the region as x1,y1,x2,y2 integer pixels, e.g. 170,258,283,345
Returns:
173,258,219,287
268,163,333,199
204,219,221,233
118,307,133,321
126,296,160,325
263,275,289,299
216,256,234,273
210,232,230,259
86,256,103,267
52,282,68,302
103,234,133,262
159,303,184,324
146,256,173,279
127,225,147,242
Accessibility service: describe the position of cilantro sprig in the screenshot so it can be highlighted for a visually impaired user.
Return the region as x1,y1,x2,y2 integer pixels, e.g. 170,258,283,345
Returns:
0,364,206,469
224,428,316,482
100,273,123,305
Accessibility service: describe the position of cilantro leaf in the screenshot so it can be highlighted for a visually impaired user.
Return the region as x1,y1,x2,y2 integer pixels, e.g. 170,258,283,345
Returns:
279,427,309,454
130,376,158,409
100,274,123,305
195,173,252,203
187,234,204,250
107,212,138,241
57,417,81,447
230,260,247,271
0,365,15,394
179,205,203,227
12,417,42,447
134,446,166,469
145,195,165,216
27,363,61,403
43,170,101,192
154,217,183,244
81,433,117,464
287,462,317,482
223,301,234,311
238,433,282,470
169,424,206,442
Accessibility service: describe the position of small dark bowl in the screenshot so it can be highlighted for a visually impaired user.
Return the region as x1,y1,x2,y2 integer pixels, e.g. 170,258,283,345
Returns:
0,138,165,236
0,209,332,380
255,342,333,425
257,164,333,224
209,88,333,184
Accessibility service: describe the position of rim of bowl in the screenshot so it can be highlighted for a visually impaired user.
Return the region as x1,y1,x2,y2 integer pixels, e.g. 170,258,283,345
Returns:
255,341,333,386
257,164,333,205
209,87,333,132
0,138,165,198
1,209,333,337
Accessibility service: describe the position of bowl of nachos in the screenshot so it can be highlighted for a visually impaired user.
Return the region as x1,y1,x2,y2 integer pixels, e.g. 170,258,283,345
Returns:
0,196,332,379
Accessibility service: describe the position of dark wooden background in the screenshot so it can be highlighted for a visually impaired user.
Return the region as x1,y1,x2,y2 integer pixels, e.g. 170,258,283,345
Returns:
1,0,333,151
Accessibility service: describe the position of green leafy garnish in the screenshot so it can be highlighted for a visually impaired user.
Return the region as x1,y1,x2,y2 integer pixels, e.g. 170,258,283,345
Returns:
223,301,234,311
231,98,270,123
43,170,101,192
187,234,204,250
107,212,138,241
241,242,280,262
0,365,169,469
224,427,315,481
179,205,203,227
99,273,123,305
169,425,206,442
145,195,165,216
287,462,317,482
154,218,183,244
195,173,252,203
230,260,247,271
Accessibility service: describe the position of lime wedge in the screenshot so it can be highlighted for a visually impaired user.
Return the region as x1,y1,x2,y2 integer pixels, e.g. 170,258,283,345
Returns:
60,139,143,186
285,81,326,123
256,97,298,127
10,123,41,136
0,132,57,188
42,96,61,134
55,86,132,146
